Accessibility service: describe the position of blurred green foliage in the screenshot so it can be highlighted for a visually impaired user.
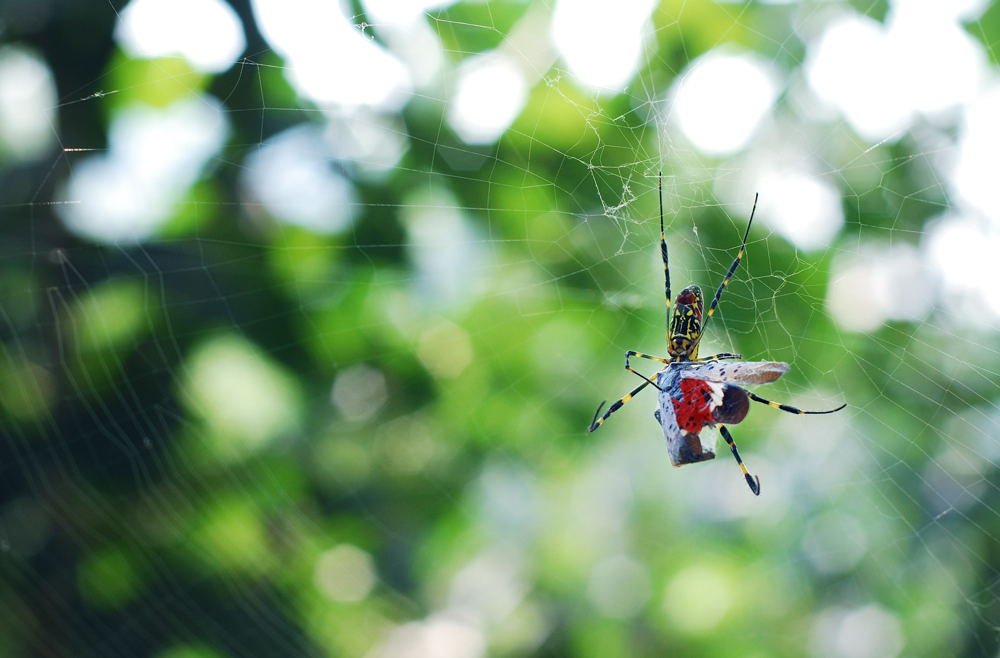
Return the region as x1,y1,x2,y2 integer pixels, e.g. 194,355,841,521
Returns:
1,1,1000,658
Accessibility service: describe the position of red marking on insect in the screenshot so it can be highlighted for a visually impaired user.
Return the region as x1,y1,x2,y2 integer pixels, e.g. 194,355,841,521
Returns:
672,378,752,438
672,379,715,433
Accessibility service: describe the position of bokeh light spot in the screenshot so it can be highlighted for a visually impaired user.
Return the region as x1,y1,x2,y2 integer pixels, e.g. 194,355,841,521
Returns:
371,616,485,658
757,171,843,250
827,244,935,332
243,125,358,234
662,564,732,633
403,189,485,308
58,96,227,244
315,543,377,603
193,498,270,574
182,334,303,458
417,321,473,379
68,279,149,354
672,50,780,156
551,0,657,93
331,364,388,422
251,0,411,110
924,214,1000,323
806,5,985,142
951,84,1000,225
810,604,904,658
0,46,56,161
448,52,527,145
116,0,245,73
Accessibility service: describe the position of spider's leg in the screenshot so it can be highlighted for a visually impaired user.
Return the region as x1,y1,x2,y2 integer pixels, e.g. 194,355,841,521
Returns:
658,172,672,331
695,352,742,362
719,425,760,496
705,194,758,321
625,350,667,390
626,350,669,366
588,380,652,432
747,391,846,415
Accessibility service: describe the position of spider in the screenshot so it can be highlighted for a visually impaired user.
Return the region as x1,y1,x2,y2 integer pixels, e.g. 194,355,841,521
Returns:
588,176,845,496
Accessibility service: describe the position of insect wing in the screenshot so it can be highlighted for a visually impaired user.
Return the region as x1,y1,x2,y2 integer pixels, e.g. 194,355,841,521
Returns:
677,360,789,386
655,368,716,466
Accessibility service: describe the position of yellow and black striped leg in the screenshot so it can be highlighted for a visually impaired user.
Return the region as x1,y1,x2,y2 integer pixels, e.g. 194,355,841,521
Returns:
719,425,760,496
589,380,652,432
747,392,847,415
706,194,758,321
696,352,742,362
625,350,668,390
658,172,672,328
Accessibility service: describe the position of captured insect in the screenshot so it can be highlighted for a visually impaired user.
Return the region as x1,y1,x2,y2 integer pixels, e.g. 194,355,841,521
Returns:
588,176,845,495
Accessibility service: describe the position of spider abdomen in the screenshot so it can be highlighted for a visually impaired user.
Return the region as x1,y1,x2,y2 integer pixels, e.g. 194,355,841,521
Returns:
667,285,704,360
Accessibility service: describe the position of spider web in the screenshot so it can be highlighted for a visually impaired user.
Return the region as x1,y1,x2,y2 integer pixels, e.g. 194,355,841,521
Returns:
2,1,1000,657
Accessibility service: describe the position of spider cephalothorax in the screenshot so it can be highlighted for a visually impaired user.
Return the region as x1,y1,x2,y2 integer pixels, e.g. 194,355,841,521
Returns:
588,175,845,496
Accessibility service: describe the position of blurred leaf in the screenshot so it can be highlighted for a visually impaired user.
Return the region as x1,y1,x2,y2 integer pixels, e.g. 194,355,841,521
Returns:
77,546,141,609
180,333,304,462
108,54,207,109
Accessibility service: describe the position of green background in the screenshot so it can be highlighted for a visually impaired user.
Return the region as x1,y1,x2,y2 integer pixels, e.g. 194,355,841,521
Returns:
1,1,999,656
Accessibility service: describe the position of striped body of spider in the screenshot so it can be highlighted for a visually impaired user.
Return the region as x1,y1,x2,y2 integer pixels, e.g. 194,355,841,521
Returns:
588,176,845,496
